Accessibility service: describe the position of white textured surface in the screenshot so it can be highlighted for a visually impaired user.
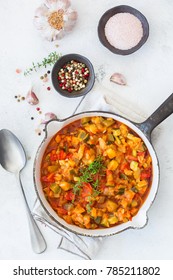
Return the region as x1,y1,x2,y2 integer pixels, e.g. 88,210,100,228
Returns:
0,0,173,260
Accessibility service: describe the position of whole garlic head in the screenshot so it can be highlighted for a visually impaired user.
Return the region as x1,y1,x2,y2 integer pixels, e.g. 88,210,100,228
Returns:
34,0,77,41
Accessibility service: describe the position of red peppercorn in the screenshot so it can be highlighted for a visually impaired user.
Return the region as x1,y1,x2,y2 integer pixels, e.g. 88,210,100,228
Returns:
47,87,51,91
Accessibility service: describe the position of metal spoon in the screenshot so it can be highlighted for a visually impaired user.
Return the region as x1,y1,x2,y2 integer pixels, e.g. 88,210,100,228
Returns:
0,129,47,254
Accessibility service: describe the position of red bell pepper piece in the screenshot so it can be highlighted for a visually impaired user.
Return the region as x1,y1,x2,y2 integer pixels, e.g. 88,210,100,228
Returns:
64,190,75,201
140,169,152,179
57,207,68,215
81,183,92,198
41,173,55,183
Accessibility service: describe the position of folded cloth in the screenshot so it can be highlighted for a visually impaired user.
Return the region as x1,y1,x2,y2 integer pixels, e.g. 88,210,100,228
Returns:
32,81,146,260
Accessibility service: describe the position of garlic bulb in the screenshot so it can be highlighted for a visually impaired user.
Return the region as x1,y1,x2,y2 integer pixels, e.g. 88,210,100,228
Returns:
34,0,78,41
110,73,127,86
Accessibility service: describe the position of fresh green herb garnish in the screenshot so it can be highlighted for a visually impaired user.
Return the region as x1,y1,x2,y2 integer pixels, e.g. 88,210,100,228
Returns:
86,196,93,213
93,189,101,196
72,156,105,200
87,155,104,175
73,183,81,196
24,52,61,76
92,178,99,189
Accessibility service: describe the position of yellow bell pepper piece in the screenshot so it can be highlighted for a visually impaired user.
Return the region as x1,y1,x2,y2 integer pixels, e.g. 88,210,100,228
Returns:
106,200,118,212
59,181,72,191
106,148,117,159
107,159,119,170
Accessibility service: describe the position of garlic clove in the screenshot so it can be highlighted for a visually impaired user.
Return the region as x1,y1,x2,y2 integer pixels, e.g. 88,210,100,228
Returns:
67,11,78,21
41,112,57,124
110,73,127,86
64,21,74,31
61,0,71,9
45,0,57,9
34,15,49,30
26,89,39,105
34,5,48,18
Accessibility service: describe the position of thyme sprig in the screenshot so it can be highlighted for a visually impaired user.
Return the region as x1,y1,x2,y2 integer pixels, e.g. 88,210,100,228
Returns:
72,156,105,196
24,52,61,76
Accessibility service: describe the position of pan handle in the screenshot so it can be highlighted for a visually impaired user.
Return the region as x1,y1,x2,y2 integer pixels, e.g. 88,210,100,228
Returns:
136,93,173,139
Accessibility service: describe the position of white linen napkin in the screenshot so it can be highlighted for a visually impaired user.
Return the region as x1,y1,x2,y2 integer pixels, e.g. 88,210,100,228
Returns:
32,80,147,260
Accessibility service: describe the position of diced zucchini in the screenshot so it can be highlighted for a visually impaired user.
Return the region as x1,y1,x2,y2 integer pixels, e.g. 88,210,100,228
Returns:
50,183,61,194
106,200,118,212
130,161,138,171
94,216,102,224
73,205,85,214
47,165,58,173
78,130,89,141
115,136,121,145
81,117,90,125
85,124,98,134
64,203,74,211
108,133,115,142
103,119,115,127
120,173,128,180
119,124,128,136
127,133,141,143
118,188,125,195
90,207,97,218
108,215,118,224
70,169,76,175
113,129,121,137
101,217,109,227
131,186,139,193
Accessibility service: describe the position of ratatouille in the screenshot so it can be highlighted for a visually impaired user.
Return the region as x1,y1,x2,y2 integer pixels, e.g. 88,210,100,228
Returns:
41,116,152,229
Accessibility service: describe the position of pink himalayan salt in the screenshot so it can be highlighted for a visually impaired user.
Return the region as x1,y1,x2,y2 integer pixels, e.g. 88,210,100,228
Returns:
105,13,143,50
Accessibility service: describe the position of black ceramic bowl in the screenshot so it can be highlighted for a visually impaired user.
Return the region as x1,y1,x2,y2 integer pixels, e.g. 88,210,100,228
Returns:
98,5,149,55
51,54,95,98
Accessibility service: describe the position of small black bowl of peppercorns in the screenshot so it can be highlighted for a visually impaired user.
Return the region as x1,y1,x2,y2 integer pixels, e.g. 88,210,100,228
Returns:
51,54,95,98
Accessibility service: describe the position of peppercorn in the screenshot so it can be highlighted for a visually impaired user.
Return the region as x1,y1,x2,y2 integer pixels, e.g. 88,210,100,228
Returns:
57,60,90,93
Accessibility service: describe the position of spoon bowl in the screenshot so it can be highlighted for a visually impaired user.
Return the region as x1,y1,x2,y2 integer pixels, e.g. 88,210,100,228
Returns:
0,130,26,173
0,129,47,254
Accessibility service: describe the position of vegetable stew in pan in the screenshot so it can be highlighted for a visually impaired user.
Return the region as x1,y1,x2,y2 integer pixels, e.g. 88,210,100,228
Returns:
41,116,152,229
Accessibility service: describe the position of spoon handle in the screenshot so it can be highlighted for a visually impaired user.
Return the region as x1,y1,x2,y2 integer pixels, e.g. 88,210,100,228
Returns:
17,173,47,254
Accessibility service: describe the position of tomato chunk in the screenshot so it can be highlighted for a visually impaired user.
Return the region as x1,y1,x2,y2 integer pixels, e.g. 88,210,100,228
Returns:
64,190,75,201
140,169,152,179
81,183,92,198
